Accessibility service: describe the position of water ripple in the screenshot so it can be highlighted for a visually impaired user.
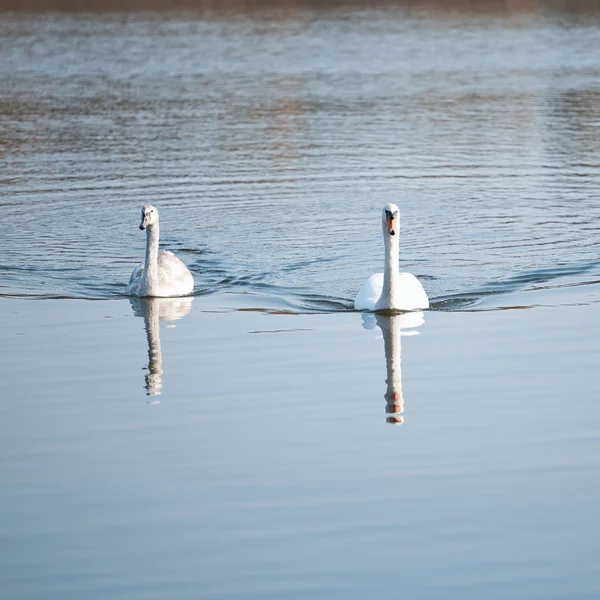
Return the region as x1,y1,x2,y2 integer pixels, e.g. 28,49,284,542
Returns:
1,12,600,312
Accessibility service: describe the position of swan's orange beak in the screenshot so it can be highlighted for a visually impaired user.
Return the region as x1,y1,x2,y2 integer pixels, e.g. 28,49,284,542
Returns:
387,214,396,236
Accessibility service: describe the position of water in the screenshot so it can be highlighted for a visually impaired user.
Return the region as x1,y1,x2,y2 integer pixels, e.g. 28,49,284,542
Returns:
3,296,600,599
2,8,600,308
1,5,600,599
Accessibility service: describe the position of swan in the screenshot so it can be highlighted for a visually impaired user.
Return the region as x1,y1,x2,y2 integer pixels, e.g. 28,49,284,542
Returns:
127,205,194,298
354,203,429,311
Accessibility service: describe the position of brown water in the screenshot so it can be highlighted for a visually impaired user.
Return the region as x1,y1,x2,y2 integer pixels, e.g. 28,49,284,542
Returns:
1,5,600,599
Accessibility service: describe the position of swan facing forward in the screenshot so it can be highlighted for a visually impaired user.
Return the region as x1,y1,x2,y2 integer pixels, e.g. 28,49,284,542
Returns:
354,203,429,312
127,205,194,298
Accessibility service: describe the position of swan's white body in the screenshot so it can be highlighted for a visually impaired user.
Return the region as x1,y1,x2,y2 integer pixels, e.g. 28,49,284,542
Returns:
354,204,429,311
127,205,194,298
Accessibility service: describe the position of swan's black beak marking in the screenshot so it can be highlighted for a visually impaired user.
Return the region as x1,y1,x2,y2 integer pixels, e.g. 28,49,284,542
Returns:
139,224,145,230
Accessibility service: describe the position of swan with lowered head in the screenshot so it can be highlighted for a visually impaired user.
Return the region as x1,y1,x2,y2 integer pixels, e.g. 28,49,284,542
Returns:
354,203,429,311
127,205,194,298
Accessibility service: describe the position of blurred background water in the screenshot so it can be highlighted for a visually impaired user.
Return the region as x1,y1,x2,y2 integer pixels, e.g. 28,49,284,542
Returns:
1,2,599,310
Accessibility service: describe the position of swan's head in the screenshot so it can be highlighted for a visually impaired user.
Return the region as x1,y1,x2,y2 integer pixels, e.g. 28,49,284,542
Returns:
381,203,399,237
139,205,159,230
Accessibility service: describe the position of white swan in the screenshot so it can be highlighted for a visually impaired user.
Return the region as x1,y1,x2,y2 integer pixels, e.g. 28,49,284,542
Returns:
127,205,194,297
354,203,429,311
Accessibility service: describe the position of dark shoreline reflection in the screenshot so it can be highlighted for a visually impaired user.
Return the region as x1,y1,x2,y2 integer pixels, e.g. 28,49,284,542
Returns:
130,296,193,398
2,0,600,14
363,311,424,424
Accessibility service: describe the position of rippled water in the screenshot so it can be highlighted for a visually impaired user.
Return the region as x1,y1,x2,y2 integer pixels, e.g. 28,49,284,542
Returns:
2,9,599,310
2,8,600,600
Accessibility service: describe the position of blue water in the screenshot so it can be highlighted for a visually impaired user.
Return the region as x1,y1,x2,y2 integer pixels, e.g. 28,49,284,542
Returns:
2,6,600,600
2,296,600,600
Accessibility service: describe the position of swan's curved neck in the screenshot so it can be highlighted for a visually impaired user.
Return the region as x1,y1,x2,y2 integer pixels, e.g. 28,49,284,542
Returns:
142,223,160,297
378,229,400,308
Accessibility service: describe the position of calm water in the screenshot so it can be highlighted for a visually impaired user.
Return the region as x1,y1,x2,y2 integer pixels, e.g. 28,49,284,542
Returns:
1,6,600,599
2,293,600,599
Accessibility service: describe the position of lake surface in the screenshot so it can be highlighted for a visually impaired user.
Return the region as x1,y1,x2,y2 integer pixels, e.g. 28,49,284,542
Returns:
2,6,600,307
1,4,600,599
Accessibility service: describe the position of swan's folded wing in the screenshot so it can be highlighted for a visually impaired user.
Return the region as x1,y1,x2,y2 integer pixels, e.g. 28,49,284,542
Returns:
354,272,384,310
127,262,143,296
157,251,194,296
397,272,429,310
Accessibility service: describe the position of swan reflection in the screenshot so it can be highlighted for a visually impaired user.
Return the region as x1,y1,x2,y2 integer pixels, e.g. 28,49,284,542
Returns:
130,296,193,398
363,311,425,424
